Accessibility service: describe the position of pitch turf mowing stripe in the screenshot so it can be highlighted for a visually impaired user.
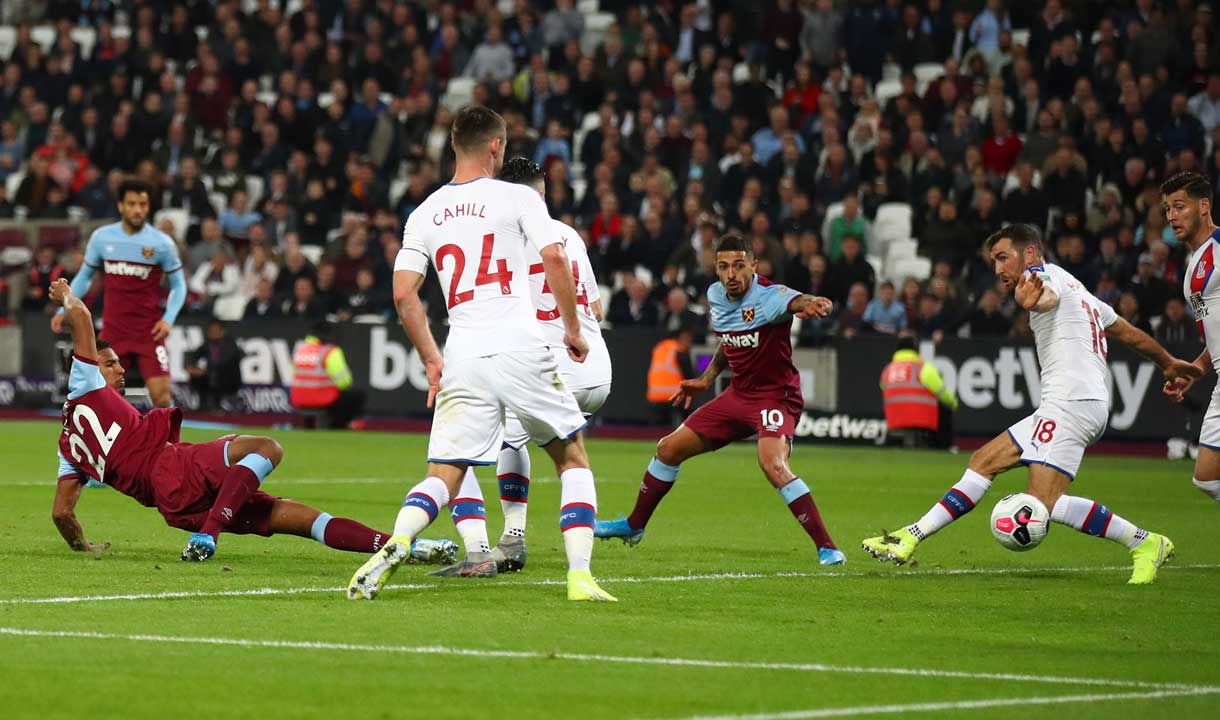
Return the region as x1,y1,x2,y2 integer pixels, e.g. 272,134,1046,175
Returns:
3,563,1217,606
680,687,1220,720
0,627,1210,692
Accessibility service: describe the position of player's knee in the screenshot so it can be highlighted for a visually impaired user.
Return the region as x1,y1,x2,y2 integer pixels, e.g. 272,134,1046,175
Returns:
255,437,284,466
655,435,682,466
757,455,790,484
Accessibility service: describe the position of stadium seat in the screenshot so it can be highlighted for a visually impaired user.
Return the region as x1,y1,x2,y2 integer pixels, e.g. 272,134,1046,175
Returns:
885,239,919,269
317,92,335,109
30,26,55,53
5,169,25,199
888,256,932,284
0,227,28,248
732,62,750,84
209,192,227,216
154,208,190,243
1003,169,1042,195
389,177,408,207
112,25,131,40
866,255,884,279
257,91,277,108
874,203,913,245
882,63,901,82
300,245,324,266
69,26,96,59
1012,28,1030,47
577,0,600,14
874,79,902,107
581,13,615,56
212,294,247,322
38,225,82,252
442,77,476,111
820,201,845,244
572,177,587,203
0,27,15,61
913,62,944,92
246,176,265,209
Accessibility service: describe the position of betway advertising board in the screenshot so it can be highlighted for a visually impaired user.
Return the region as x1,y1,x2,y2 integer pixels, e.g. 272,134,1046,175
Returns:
834,336,1211,442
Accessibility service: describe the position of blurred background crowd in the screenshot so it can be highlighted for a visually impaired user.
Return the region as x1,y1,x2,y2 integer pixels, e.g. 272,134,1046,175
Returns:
0,0,1217,349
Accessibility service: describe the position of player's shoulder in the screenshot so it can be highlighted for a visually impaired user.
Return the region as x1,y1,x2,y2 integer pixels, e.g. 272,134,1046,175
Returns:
88,222,124,242
707,281,728,305
552,218,587,254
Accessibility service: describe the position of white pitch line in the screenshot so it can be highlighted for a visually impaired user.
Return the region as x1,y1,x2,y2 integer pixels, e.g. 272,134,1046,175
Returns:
3,563,1218,607
0,627,1207,693
679,687,1220,720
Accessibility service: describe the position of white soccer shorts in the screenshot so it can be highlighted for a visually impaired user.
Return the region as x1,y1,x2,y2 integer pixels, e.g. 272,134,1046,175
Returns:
1199,384,1220,451
427,349,587,465
1005,399,1108,480
502,382,610,450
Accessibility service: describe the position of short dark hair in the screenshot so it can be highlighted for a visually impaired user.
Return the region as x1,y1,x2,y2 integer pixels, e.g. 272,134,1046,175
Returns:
714,231,751,257
310,321,332,340
96,339,111,352
450,105,506,155
986,224,1043,256
1160,171,1212,201
116,178,153,202
896,335,917,352
499,156,544,185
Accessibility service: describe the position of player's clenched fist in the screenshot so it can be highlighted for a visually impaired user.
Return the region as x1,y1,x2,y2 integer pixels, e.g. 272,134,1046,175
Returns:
565,330,589,363
49,278,72,306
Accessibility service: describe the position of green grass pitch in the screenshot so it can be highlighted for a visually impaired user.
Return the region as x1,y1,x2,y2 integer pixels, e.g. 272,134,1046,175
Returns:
1,419,1218,719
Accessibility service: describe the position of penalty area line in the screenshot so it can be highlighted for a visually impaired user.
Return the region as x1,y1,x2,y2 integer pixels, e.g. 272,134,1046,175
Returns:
0,627,1211,693
1,563,1218,607
676,686,1220,720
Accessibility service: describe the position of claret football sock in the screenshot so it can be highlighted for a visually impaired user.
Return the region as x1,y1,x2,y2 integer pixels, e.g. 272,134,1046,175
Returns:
451,468,491,554
1051,495,1143,549
310,512,388,553
394,476,450,540
778,478,837,550
626,457,679,531
907,469,991,540
200,453,274,539
497,444,531,538
559,467,597,572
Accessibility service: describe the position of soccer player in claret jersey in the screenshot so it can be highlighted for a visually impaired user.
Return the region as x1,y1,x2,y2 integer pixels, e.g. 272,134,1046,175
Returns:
51,178,186,408
346,106,615,602
433,157,613,577
1160,172,1220,503
863,224,1199,584
49,278,456,565
595,232,846,566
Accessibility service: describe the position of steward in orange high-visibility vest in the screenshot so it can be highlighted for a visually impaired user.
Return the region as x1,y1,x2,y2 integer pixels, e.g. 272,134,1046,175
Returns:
879,336,958,432
647,337,685,403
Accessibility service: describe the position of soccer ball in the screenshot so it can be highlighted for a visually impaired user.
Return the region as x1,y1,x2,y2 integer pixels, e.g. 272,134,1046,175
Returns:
990,493,1049,551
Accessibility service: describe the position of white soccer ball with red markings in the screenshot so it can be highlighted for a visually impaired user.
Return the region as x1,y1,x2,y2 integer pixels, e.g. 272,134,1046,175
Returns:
990,493,1049,551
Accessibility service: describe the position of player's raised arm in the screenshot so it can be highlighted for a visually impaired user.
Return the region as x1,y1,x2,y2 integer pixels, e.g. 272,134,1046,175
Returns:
788,294,834,319
1105,316,1203,383
49,278,98,361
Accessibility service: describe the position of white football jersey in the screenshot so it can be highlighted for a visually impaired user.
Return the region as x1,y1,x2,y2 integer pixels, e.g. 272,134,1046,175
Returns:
1182,229,1220,370
1027,262,1118,404
395,178,558,362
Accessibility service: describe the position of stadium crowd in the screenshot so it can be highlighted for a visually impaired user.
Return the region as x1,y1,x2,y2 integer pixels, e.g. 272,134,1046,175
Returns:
1,0,1218,349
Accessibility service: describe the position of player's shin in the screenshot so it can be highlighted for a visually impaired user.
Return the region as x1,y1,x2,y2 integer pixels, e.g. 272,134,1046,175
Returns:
778,478,837,550
1050,495,1146,548
626,457,679,531
907,468,992,540
311,512,388,552
452,467,491,554
559,467,597,571
199,453,275,540
497,444,531,538
394,476,450,541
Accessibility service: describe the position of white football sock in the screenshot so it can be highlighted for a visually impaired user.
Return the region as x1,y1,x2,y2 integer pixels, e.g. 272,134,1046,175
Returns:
908,469,992,540
1193,477,1220,502
1051,495,1145,549
497,445,531,538
393,476,450,539
559,467,597,572
451,467,490,555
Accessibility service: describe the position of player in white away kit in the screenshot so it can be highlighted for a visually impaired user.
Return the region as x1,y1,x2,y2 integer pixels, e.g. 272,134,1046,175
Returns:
863,224,1198,584
347,107,616,601
433,157,612,576
1160,172,1220,504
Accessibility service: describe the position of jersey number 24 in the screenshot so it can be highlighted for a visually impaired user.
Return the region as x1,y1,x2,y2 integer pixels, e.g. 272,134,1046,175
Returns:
436,233,514,309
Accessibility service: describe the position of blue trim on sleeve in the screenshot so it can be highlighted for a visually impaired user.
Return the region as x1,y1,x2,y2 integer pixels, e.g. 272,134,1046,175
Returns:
67,357,107,400
778,478,811,504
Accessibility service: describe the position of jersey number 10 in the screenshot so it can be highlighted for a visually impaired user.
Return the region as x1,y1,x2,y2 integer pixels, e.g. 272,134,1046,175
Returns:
436,233,513,309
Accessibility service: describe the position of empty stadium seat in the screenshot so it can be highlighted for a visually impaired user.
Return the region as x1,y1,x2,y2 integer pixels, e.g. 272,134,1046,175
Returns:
0,27,15,61
69,26,96,59
888,256,932,284
913,62,944,93
874,79,903,107
154,208,190,243
245,176,265,209
820,201,845,244
5,170,25,199
1012,29,1030,47
442,77,477,111
581,13,615,56
885,238,919,269
577,0,600,14
30,26,56,53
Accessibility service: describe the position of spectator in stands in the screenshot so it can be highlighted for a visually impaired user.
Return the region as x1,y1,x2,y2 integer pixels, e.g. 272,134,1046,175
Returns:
241,243,279,300
921,199,973,269
659,287,703,337
608,274,660,327
1002,162,1048,226
913,292,950,344
1188,72,1220,135
189,247,241,316
339,267,391,320
964,287,1011,337
283,276,325,321
244,278,282,320
22,245,65,313
187,319,244,412
333,229,373,294
218,188,261,241
0,119,23,183
837,282,871,339
828,234,876,305
0,185,13,218
1117,290,1154,335
1130,252,1171,319
826,195,871,262
15,153,53,216
981,113,1022,177
863,281,908,335
1156,296,1193,345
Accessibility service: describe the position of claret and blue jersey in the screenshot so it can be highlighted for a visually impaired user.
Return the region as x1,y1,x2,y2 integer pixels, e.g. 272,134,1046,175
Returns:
708,274,803,397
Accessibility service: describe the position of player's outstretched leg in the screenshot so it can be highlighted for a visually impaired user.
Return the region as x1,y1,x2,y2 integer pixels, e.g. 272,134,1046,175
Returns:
184,436,282,561
862,433,1016,565
493,443,530,571
348,473,452,600
759,437,843,565
265,499,458,563
1191,447,1220,502
542,434,616,601
596,426,707,545
430,468,497,578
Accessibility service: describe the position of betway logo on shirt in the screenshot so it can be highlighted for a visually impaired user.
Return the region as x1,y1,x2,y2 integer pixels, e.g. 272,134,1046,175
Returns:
103,260,153,279
719,331,759,348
